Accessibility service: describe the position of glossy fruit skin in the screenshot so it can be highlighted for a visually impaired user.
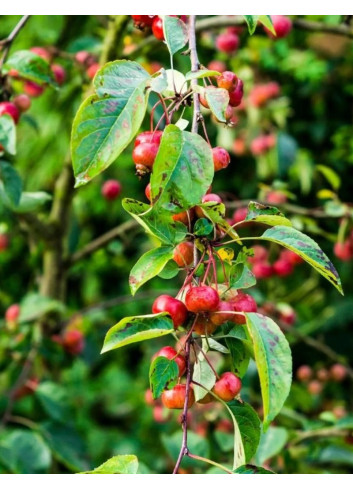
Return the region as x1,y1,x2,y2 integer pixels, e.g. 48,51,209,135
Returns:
228,80,244,107
173,241,194,267
266,16,292,39
132,142,159,169
231,293,257,324
296,365,312,382
51,64,66,85
0,102,20,124
185,286,220,314
212,147,231,172
193,315,219,335
101,180,122,201
24,81,45,97
210,301,236,326
213,372,242,401
217,71,237,91
145,183,152,202
273,259,294,277
216,32,239,53
134,130,163,147
155,346,186,376
75,50,91,65
62,329,85,355
152,16,164,40
5,304,20,322
162,384,195,409
152,295,188,329
13,94,31,112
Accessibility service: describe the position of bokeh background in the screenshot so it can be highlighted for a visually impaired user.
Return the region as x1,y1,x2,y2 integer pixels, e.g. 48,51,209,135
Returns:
0,15,353,474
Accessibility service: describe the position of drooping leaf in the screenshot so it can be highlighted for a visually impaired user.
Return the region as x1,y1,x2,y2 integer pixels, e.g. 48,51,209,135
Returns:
244,313,292,430
192,352,216,402
0,430,51,474
245,201,292,227
101,313,174,353
150,125,214,212
205,86,229,123
129,246,174,295
71,60,150,187
228,400,261,463
260,226,343,294
234,464,274,474
243,15,259,35
3,50,55,85
0,185,51,213
122,198,187,245
35,382,71,423
226,336,251,378
197,202,240,241
185,69,221,81
149,356,179,399
258,15,276,36
0,115,16,155
254,426,288,466
82,455,138,474
229,262,256,290
0,160,22,206
163,15,188,57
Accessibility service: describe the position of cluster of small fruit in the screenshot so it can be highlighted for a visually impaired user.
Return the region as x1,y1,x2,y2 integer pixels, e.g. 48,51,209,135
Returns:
296,363,348,396
131,15,187,41
74,50,100,80
334,230,353,262
199,70,244,125
147,285,256,409
247,245,303,280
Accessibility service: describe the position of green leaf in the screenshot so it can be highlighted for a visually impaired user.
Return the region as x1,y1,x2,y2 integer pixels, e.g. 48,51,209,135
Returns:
258,15,276,36
0,430,51,474
149,356,179,399
226,336,251,378
229,262,256,290
205,86,229,123
35,382,71,423
254,426,288,466
19,293,65,322
3,50,55,85
129,246,174,295
194,218,214,236
82,455,138,474
185,69,221,81
122,198,187,245
207,338,229,354
244,313,292,430
228,400,261,463
150,69,168,94
158,260,179,279
243,15,259,35
40,421,87,473
197,202,240,241
162,431,210,469
150,125,214,212
163,16,188,57
316,164,341,191
0,185,51,213
234,464,274,474
71,60,150,187
260,226,343,294
0,115,16,155
0,160,22,206
245,201,292,227
161,69,187,97
192,352,216,402
277,132,298,176
102,313,174,353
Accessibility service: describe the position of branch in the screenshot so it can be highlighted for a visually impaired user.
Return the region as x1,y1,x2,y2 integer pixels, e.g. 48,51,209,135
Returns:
0,15,30,70
68,219,139,266
188,15,201,134
224,198,348,219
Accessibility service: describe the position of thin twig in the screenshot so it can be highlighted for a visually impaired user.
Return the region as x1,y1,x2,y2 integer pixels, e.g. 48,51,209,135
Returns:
0,15,30,70
189,16,201,134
